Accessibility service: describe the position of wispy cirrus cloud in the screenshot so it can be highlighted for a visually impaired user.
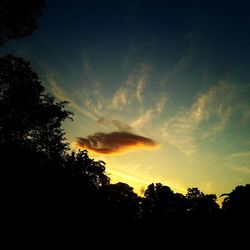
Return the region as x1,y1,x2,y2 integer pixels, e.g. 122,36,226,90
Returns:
162,112,197,156
47,61,165,139
45,60,105,121
231,166,250,174
162,81,248,155
135,64,148,103
112,63,149,110
76,131,159,155
161,47,193,86
95,94,166,144
112,87,129,110
135,78,145,103
132,95,166,130
229,151,250,159
83,59,101,95
97,118,133,132
229,151,250,175
132,109,154,129
49,80,98,121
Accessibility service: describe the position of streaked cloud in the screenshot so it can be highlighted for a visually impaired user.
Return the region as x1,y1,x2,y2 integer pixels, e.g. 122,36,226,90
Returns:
76,131,159,155
49,80,97,121
161,47,192,85
83,59,101,96
229,151,250,175
162,112,197,156
112,87,129,110
49,79,69,101
172,47,192,73
132,109,154,129
135,64,148,103
97,118,132,132
155,96,166,113
191,81,235,125
132,95,166,129
135,78,145,103
112,63,149,109
230,151,250,159
231,166,250,174
46,61,105,121
161,82,243,155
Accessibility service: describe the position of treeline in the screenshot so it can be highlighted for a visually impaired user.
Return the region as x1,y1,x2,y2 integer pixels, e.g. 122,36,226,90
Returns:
1,1,249,230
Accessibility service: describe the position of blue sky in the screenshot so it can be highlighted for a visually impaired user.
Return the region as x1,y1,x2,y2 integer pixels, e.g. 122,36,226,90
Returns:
1,0,250,198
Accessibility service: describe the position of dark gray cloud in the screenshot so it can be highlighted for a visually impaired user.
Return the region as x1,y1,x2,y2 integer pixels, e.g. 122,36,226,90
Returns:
76,131,158,155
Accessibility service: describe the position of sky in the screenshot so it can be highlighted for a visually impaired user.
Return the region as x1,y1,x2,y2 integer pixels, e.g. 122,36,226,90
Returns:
1,0,250,200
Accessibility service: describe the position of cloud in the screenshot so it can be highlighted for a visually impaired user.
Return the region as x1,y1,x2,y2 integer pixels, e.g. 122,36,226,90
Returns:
76,131,159,155
231,166,250,174
228,151,250,175
49,80,97,121
161,82,238,155
112,88,129,110
97,118,132,132
162,114,197,156
230,151,250,159
132,95,166,129
132,110,154,129
112,63,149,109
135,78,145,103
190,81,235,125
48,59,105,119
83,59,101,95
134,64,149,102
49,79,69,101
155,96,166,113
161,47,192,86
172,48,192,73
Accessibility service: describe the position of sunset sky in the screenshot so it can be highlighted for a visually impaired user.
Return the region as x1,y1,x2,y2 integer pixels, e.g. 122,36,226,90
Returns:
2,0,250,199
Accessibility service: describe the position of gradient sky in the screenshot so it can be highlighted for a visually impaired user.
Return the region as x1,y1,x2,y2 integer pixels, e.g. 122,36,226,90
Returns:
2,0,250,200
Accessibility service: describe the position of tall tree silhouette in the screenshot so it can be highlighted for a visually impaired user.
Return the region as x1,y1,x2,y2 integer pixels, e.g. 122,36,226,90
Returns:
0,0,44,45
221,184,250,217
0,55,72,162
0,55,74,223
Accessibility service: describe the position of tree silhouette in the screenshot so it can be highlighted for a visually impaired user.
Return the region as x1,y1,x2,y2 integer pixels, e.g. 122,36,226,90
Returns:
142,183,186,221
186,187,219,216
64,150,110,189
0,55,74,224
144,183,173,217
0,55,72,162
0,0,44,45
186,187,204,199
221,184,250,217
97,182,141,223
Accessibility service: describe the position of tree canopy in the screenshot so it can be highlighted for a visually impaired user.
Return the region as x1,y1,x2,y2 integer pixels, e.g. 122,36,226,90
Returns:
0,0,44,45
0,55,72,160
221,184,250,216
